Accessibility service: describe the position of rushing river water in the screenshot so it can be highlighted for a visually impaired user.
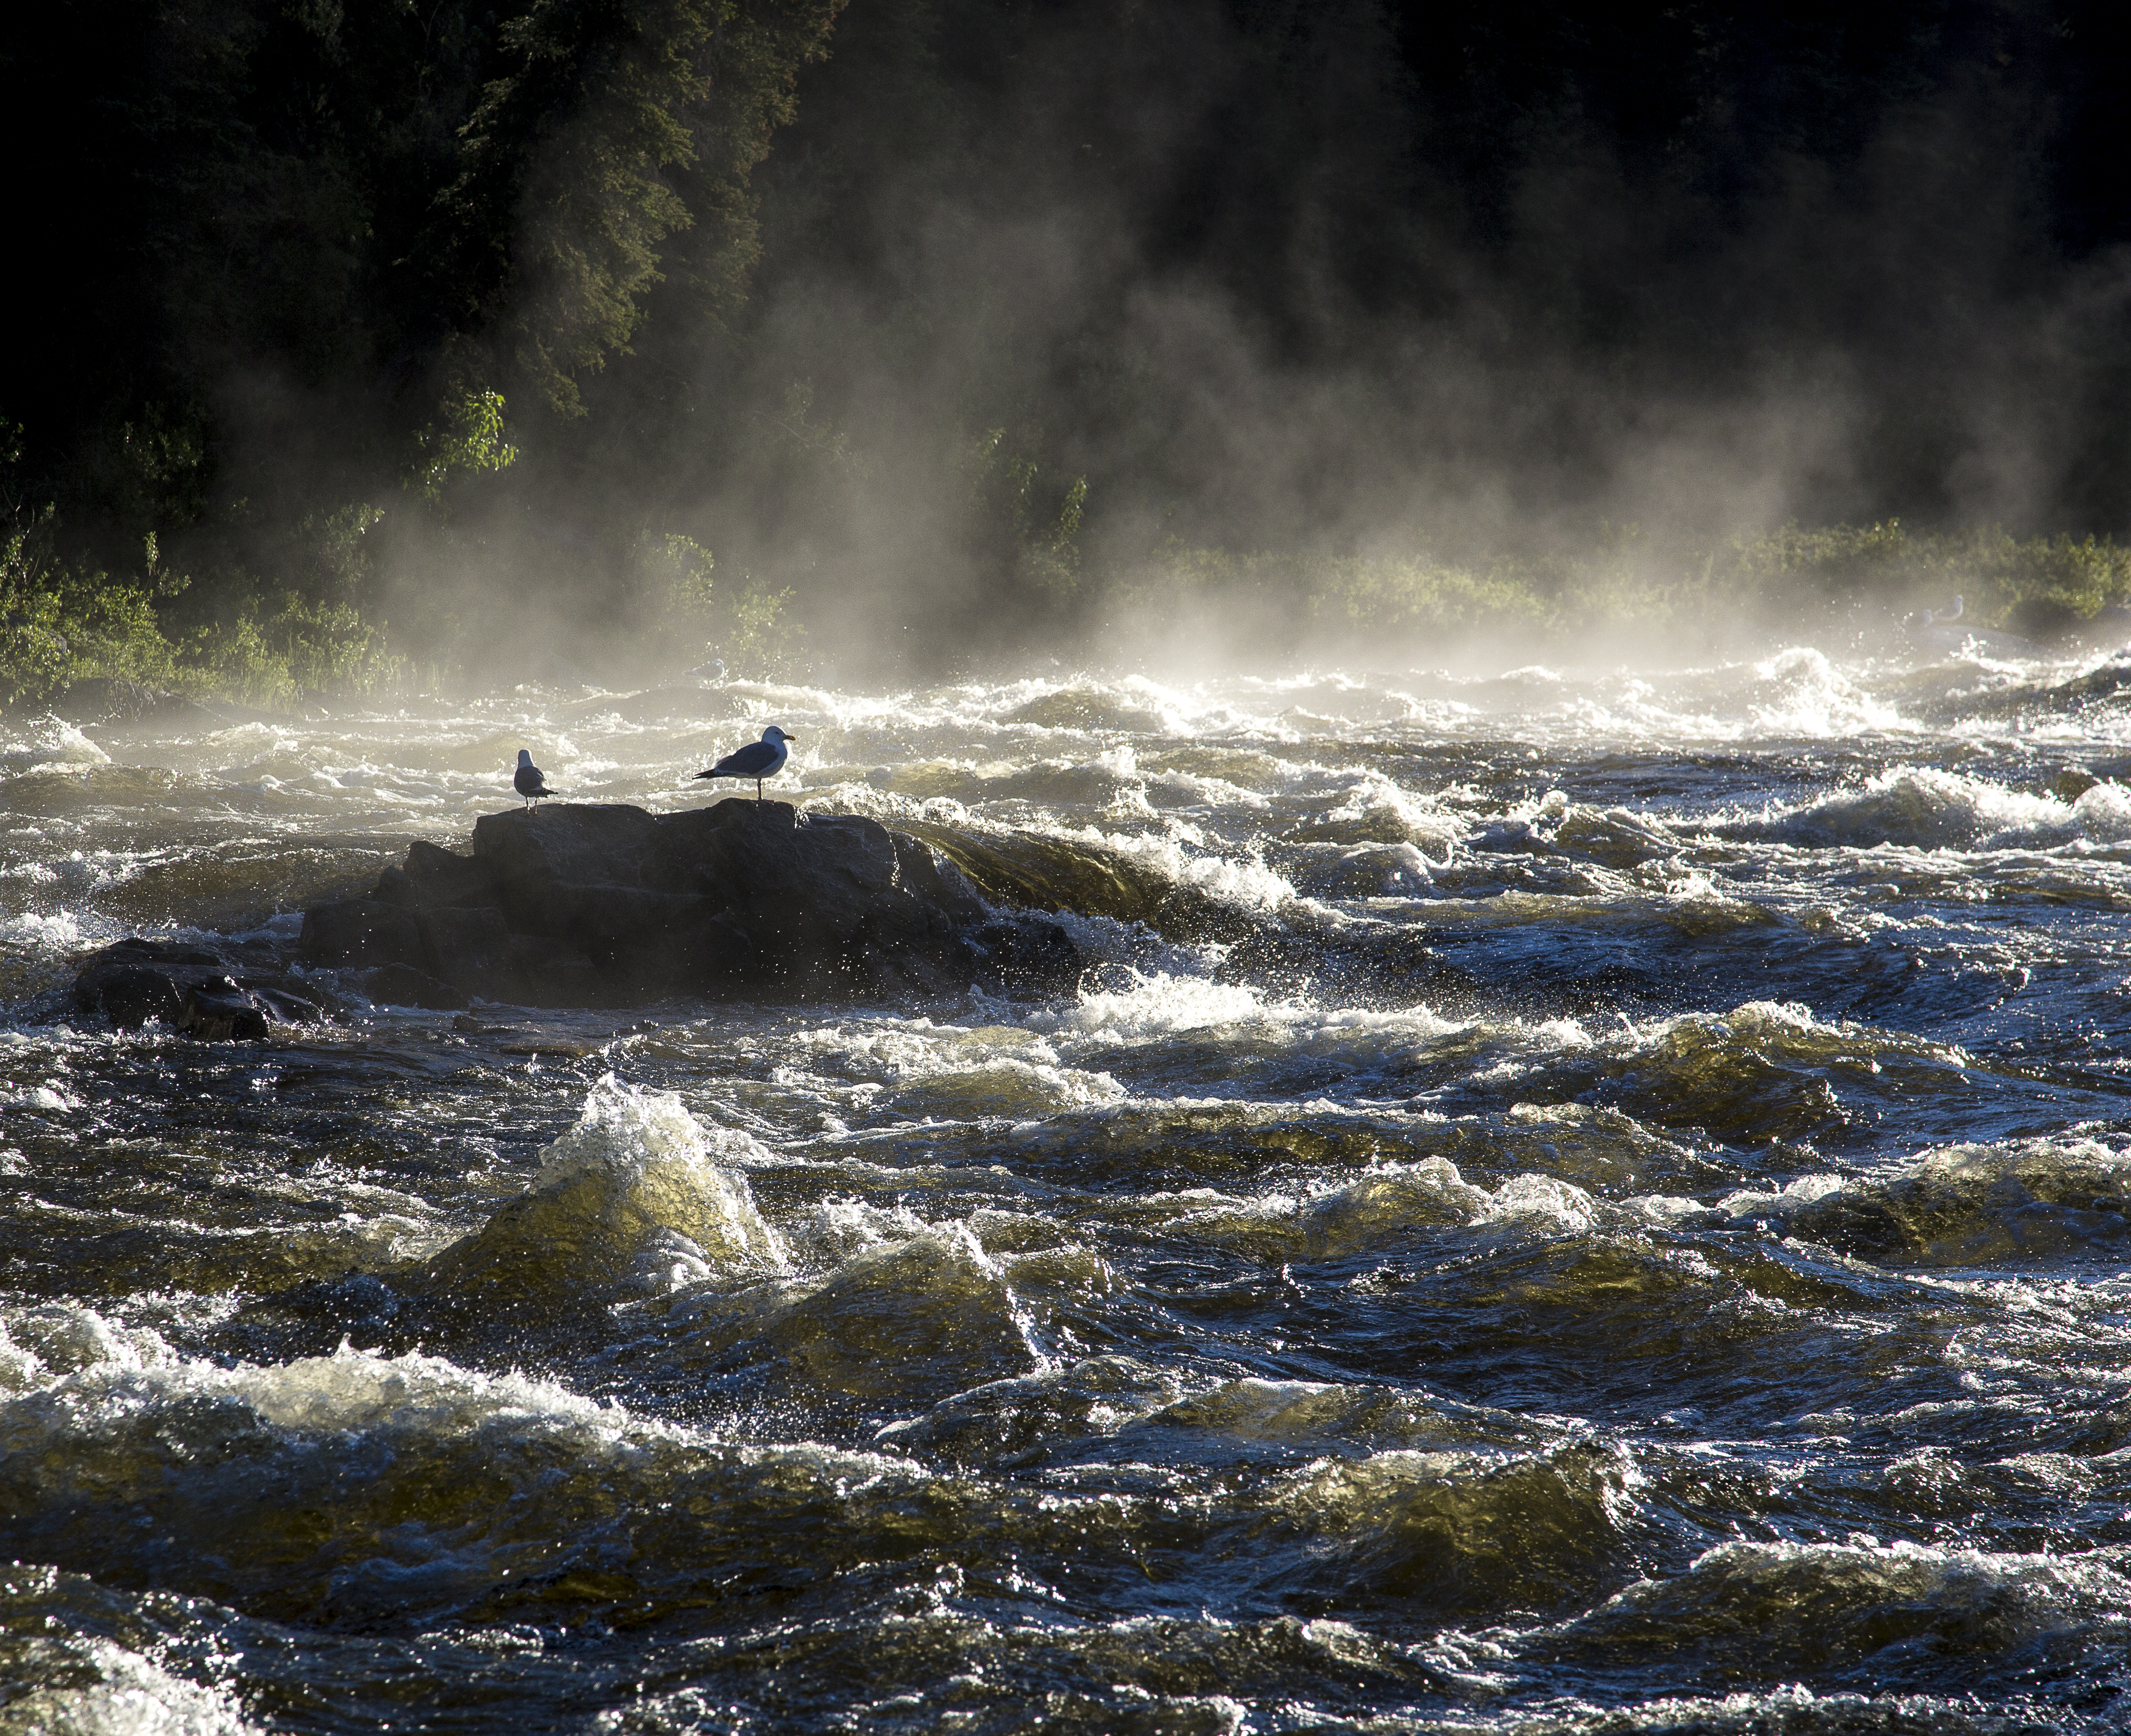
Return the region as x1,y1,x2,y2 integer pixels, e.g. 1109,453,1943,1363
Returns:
6,639,2131,1734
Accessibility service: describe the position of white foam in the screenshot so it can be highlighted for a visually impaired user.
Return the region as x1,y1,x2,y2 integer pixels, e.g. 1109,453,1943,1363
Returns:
1735,765,2085,852
1036,821,1299,915
0,716,112,773
4,1638,257,1736
1321,770,1465,859
1034,970,1279,1039
1,1303,180,1382
2073,780,2131,843
518,1074,790,1276
1746,646,1910,737
535,1072,771,1190
1477,1173,1609,1232
1716,1173,1850,1220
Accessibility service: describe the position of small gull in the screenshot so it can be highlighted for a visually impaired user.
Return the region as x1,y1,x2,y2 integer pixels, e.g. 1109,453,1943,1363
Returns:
514,748,559,811
696,726,796,803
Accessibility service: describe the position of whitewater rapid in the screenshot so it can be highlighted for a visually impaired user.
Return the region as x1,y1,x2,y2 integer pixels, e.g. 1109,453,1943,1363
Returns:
5,637,2131,1732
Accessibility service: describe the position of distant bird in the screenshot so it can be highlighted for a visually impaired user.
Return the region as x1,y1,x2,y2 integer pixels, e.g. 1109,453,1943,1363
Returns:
514,748,559,811
695,725,796,803
1908,594,1965,631
689,657,727,683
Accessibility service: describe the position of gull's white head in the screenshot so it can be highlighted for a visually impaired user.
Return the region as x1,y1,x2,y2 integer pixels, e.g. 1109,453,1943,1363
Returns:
763,726,795,744
517,749,533,766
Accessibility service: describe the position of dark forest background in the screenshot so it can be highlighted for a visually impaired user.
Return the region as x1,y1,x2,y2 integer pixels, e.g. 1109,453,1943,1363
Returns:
5,0,2131,696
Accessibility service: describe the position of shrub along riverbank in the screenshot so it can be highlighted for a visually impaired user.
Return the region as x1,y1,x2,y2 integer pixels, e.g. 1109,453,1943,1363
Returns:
7,517,2131,713
1108,524,2131,660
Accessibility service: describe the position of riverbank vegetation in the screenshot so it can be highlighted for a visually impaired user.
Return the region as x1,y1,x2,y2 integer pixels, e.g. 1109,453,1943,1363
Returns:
6,0,2130,705
1108,525,2131,659
9,510,2127,708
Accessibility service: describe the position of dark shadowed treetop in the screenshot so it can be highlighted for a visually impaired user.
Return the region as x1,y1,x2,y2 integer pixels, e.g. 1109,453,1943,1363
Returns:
3,0,2129,681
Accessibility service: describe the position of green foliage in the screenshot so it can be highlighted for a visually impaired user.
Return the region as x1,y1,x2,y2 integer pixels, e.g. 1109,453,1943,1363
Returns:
652,531,720,618
409,392,519,501
441,0,844,414
185,591,399,707
443,0,701,414
0,513,182,707
0,480,399,709
13,0,2131,691
639,530,804,678
961,429,1088,608
762,382,870,475
719,583,805,678
1,0,843,693
1719,521,2131,631
1109,524,2131,658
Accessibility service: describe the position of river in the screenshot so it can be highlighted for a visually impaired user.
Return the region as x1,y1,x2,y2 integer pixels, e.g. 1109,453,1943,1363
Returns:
4,639,2131,1733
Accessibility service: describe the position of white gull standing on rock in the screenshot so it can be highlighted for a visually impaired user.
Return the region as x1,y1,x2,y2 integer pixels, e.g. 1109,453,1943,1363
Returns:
695,726,796,803
514,748,559,811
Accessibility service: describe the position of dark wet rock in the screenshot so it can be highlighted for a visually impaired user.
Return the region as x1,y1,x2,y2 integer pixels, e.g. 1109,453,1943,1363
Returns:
370,865,421,907
72,937,332,1040
2053,767,2102,803
249,982,331,1023
292,799,1075,1007
967,918,1082,993
401,839,499,907
473,802,670,900
420,905,522,1000
299,898,427,969
88,962,192,1029
906,821,1256,943
362,962,471,1010
183,976,272,1041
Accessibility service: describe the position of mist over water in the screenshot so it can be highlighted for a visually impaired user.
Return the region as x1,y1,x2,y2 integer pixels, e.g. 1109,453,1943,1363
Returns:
14,0,2131,696
4,627,2131,1730
8,3,2131,1725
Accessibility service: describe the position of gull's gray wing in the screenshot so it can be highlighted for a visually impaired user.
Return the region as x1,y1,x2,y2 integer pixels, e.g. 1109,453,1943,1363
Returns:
704,740,780,778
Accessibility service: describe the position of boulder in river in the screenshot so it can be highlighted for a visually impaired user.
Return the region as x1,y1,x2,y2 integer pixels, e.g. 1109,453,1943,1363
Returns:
299,799,1080,1006
73,938,335,1040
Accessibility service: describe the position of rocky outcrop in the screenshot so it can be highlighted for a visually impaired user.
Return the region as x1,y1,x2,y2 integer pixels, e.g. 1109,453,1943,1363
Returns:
73,938,339,1040
296,799,1080,1007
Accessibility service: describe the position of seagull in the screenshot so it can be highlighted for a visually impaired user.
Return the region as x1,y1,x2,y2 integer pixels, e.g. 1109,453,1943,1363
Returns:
514,748,559,811
695,726,796,803
1908,594,1965,631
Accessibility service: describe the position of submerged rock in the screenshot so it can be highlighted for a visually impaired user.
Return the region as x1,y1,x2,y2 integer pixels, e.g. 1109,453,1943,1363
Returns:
415,1075,788,1318
72,937,334,1040
299,798,1080,1007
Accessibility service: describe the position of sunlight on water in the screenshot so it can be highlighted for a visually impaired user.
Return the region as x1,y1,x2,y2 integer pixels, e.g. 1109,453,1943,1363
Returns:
5,640,2131,1731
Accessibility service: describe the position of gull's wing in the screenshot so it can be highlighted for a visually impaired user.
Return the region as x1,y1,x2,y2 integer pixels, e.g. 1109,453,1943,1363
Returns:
703,740,780,778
